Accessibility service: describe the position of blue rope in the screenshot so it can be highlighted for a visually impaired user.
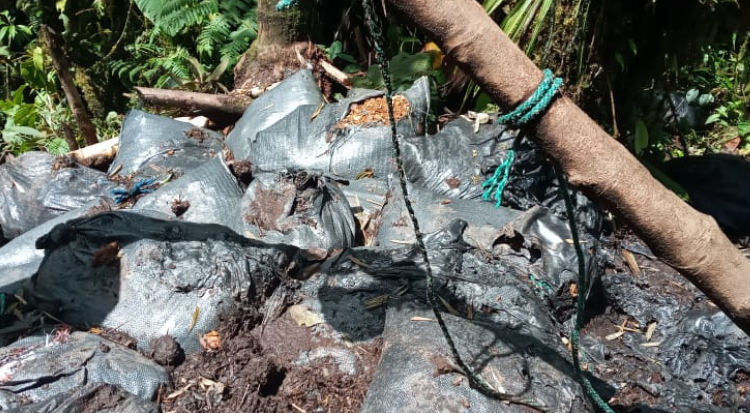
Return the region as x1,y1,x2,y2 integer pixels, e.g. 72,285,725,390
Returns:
483,69,562,209
111,177,156,204
275,0,299,11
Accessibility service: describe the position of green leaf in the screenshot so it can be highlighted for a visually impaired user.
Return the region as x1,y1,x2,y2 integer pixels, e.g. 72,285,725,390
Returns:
634,120,649,155
738,121,750,138
329,40,342,57
207,57,229,82
337,53,356,64
7,125,44,138
615,53,625,72
705,113,722,125
46,137,70,155
32,47,44,72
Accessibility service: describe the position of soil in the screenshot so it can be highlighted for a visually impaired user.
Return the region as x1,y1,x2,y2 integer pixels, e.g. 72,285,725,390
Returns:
338,95,411,128
159,299,383,413
81,384,127,413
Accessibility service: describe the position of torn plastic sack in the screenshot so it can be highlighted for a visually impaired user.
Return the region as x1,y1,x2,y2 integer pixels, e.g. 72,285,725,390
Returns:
0,332,167,410
225,69,430,180
375,177,521,249
398,118,602,236
109,109,224,179
375,176,597,314
0,151,115,240
315,221,595,412
240,171,356,249
4,384,159,413
662,153,750,239
0,199,112,295
580,272,750,411
23,211,315,354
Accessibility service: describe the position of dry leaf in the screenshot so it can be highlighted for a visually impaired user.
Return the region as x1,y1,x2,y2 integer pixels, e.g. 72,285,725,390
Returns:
622,249,641,276
645,321,657,341
605,330,625,341
287,305,324,327
199,330,221,350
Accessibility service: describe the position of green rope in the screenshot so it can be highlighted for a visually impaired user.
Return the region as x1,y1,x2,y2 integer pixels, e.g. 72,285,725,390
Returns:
482,149,515,207
0,292,5,315
498,69,563,126
362,0,545,410
557,167,616,413
482,69,562,209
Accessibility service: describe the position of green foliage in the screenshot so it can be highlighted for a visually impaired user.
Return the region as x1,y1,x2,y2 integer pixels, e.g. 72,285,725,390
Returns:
319,40,356,64
110,0,257,92
134,0,257,62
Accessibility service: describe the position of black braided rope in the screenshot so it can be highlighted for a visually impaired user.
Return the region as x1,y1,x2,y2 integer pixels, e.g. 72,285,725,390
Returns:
361,0,545,410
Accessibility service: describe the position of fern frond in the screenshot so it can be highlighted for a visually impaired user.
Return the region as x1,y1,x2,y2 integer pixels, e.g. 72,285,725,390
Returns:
220,26,256,63
162,0,217,36
197,14,230,58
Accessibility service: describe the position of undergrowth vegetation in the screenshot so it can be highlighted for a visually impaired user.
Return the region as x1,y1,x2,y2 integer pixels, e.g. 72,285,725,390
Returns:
0,0,748,175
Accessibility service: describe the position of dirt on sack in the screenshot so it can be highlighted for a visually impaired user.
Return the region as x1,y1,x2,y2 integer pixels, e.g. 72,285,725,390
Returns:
159,302,382,413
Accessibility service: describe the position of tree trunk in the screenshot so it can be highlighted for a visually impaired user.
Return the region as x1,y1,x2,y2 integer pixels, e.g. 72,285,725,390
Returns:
133,87,251,127
386,0,750,336
234,0,323,90
40,25,98,146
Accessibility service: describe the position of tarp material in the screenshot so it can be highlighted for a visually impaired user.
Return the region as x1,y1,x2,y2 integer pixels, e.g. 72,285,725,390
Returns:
0,332,167,410
24,211,313,354
0,199,112,296
663,153,750,239
240,172,356,249
0,152,115,240
581,272,750,412
1,71,747,413
109,109,224,178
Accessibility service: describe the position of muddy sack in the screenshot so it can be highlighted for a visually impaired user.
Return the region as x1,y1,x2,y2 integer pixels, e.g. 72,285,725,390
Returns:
309,221,595,412
22,211,313,354
0,332,167,412
240,171,356,249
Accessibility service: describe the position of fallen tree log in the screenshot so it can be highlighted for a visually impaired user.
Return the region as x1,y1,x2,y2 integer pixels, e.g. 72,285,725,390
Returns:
388,0,750,336
67,137,119,170
132,87,252,127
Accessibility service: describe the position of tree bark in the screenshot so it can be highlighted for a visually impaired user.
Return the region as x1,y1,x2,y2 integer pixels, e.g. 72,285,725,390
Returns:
234,0,322,90
387,0,750,336
40,25,98,146
133,87,251,127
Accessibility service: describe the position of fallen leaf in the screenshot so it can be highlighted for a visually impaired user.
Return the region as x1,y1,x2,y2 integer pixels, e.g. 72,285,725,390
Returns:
287,304,324,327
645,321,657,341
622,249,641,276
199,330,221,350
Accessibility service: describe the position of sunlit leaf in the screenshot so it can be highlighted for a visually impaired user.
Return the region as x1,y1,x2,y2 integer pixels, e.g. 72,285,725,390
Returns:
634,120,649,155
